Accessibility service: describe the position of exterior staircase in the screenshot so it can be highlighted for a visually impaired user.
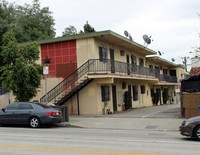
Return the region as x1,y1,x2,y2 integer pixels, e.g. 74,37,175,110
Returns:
40,59,178,106
40,60,94,105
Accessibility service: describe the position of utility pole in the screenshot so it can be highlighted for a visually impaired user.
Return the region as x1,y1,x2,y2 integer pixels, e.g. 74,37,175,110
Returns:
181,57,189,72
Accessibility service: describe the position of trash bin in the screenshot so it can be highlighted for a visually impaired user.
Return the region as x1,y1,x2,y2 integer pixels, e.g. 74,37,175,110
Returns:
61,106,69,122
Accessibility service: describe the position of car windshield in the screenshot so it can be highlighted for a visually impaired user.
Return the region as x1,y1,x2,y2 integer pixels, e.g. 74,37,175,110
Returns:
34,102,51,108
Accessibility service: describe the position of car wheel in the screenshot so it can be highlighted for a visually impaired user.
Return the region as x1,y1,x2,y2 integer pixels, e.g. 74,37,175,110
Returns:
194,126,200,140
29,117,40,128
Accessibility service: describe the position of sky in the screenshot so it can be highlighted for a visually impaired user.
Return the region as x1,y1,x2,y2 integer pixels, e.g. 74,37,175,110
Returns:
6,0,200,66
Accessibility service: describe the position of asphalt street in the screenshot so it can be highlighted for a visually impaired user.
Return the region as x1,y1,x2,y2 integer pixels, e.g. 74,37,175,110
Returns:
1,103,199,155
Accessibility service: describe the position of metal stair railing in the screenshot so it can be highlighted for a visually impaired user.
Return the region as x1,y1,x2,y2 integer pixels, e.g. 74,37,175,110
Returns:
57,78,94,105
40,60,94,103
40,59,178,103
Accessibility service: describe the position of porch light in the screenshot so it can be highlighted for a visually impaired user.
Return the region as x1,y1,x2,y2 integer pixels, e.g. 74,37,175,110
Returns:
44,56,50,65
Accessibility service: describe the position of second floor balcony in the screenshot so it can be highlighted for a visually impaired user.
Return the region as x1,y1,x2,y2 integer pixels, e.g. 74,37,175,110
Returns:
40,59,178,103
87,59,178,83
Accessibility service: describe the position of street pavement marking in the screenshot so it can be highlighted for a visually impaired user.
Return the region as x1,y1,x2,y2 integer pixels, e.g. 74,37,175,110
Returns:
0,143,164,155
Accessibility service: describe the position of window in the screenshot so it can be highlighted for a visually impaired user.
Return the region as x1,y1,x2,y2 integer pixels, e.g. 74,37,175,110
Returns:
132,86,138,101
170,70,177,76
6,103,19,110
149,65,154,73
131,55,137,65
149,65,153,69
18,103,34,110
155,66,160,74
155,66,160,70
101,85,110,102
120,50,125,56
163,69,168,75
139,58,144,66
141,85,145,94
99,46,107,62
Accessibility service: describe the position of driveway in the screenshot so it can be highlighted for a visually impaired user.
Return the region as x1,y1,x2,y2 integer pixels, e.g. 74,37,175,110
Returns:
109,103,181,118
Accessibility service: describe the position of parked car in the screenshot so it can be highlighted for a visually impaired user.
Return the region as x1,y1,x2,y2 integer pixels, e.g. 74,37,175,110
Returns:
0,102,63,128
179,116,200,140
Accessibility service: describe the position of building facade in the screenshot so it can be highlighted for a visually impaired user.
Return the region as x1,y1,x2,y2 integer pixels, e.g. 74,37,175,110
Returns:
1,30,186,114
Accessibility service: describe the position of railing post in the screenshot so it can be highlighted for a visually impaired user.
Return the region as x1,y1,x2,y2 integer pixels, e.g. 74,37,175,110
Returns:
88,60,90,72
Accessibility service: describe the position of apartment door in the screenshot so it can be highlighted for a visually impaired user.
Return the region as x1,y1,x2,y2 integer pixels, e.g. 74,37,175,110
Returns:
124,85,132,110
110,49,115,73
128,85,132,108
126,55,130,75
112,85,117,112
162,88,169,104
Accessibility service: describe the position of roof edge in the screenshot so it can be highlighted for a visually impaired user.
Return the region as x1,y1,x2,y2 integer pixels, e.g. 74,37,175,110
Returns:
146,56,181,67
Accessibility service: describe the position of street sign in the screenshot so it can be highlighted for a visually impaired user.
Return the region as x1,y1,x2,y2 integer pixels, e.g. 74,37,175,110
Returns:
43,66,49,75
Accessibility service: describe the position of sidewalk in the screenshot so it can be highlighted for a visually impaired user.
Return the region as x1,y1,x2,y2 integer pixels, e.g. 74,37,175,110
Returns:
66,104,184,131
68,116,183,131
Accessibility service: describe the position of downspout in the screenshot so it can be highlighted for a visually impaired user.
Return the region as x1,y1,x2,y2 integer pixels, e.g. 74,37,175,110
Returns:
77,92,80,115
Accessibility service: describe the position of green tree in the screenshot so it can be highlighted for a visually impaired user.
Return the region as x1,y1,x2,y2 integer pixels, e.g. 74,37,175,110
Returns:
0,0,16,66
0,0,56,66
62,25,78,36
62,21,96,36
13,0,56,43
0,31,42,101
83,21,95,33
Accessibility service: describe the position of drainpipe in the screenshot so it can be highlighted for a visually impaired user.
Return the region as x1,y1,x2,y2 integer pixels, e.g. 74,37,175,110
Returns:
77,92,80,115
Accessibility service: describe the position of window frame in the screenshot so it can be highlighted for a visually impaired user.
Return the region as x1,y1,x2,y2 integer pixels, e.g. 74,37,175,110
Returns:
99,46,107,62
132,85,138,101
131,55,137,65
101,85,110,102
139,58,144,66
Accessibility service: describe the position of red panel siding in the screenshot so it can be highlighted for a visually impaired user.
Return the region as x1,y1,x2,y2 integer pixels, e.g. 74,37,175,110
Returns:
41,40,77,78
41,44,48,51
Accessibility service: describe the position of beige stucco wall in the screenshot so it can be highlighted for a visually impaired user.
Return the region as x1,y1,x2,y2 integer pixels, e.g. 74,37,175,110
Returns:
64,80,100,115
114,79,152,108
32,77,64,102
76,38,147,67
7,77,64,103
79,81,100,115
0,94,10,108
176,66,186,82
76,38,96,67
63,78,154,115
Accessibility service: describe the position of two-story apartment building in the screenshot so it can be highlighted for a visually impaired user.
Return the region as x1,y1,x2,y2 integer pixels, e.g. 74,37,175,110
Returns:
0,30,186,115
30,30,185,115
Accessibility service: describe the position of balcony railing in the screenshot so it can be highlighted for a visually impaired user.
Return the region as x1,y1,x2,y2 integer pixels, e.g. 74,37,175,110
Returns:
40,59,178,103
158,74,177,83
87,59,177,83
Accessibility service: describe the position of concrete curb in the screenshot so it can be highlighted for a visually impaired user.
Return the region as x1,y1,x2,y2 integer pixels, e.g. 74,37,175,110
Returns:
54,122,70,127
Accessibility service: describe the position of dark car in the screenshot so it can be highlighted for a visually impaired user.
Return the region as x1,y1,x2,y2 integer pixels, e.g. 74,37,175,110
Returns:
0,102,63,128
180,116,200,140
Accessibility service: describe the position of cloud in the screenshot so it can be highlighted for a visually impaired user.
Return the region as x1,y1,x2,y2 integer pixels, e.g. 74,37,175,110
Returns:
7,0,200,64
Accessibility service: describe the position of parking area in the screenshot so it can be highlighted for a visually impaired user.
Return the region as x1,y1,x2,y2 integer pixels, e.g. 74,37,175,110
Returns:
109,103,181,118
69,103,183,131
